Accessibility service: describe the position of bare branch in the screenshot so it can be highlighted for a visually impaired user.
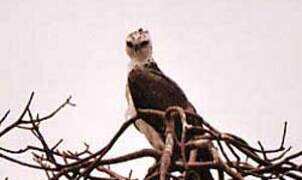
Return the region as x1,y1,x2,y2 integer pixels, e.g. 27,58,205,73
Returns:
0,94,301,180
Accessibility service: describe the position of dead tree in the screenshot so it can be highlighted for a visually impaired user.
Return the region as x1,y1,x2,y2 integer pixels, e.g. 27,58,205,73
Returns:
0,92,301,179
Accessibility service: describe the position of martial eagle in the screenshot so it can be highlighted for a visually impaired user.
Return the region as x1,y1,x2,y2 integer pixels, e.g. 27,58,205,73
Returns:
125,28,213,179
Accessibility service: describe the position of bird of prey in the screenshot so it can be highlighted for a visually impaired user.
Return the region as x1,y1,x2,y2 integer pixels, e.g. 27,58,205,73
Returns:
125,28,213,180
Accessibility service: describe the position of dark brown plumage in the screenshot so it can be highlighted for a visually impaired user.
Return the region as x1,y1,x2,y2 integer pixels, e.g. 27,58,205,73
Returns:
127,62,214,180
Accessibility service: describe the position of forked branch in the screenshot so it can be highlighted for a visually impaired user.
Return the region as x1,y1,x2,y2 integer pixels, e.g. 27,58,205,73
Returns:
0,93,301,179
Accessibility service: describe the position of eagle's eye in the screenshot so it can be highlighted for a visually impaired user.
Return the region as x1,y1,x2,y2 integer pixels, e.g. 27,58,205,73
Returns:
140,41,149,47
126,41,134,48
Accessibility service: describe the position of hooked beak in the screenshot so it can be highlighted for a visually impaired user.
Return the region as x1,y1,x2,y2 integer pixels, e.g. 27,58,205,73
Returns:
134,45,139,52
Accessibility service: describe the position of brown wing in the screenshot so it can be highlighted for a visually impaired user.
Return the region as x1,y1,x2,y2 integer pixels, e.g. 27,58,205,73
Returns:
128,66,198,139
128,67,195,112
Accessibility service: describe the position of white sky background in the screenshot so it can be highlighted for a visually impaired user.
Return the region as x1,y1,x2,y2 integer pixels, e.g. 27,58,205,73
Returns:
0,0,301,179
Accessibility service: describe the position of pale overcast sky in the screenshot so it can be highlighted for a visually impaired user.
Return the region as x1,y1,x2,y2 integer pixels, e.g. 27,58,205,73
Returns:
0,0,301,179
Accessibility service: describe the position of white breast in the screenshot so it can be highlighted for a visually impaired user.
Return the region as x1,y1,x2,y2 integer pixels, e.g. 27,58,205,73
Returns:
125,84,137,119
125,84,164,150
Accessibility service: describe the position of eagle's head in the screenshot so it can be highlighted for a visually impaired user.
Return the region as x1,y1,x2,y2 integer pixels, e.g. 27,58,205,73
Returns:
125,28,153,64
